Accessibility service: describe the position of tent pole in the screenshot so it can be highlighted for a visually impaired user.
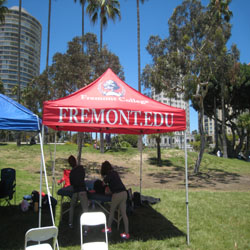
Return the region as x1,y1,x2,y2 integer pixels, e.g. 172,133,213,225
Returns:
38,126,45,227
184,131,190,244
39,126,56,226
52,131,57,197
139,134,143,194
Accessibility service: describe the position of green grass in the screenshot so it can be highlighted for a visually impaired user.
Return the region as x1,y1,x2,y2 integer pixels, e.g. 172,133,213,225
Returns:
0,143,250,249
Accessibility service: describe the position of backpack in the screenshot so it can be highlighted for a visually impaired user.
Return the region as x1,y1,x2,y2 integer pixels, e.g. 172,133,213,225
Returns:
93,179,106,194
126,188,134,215
31,190,57,209
133,191,142,208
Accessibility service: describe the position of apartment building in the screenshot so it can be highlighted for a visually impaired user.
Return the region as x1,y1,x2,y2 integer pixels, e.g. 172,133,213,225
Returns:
147,89,194,149
0,6,42,99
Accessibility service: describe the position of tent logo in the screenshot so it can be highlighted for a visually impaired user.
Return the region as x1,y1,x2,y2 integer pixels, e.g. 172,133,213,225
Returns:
98,80,125,97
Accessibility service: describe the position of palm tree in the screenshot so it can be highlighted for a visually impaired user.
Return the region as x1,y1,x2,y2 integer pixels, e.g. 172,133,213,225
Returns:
46,0,51,71
0,0,8,24
74,0,87,162
136,0,147,150
16,0,22,146
87,0,121,49
74,0,86,53
86,0,120,153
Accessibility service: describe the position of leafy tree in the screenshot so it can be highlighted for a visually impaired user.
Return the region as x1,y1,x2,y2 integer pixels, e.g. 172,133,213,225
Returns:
238,112,250,160
119,134,138,148
142,0,233,173
0,78,4,93
204,62,250,158
22,33,124,115
0,0,8,24
86,0,121,49
207,0,232,158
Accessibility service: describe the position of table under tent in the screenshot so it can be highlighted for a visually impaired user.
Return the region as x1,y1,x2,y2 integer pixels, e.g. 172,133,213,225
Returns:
42,68,190,244
0,94,56,232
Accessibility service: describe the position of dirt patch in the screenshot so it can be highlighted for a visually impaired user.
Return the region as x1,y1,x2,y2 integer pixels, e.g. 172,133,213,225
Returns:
78,154,250,192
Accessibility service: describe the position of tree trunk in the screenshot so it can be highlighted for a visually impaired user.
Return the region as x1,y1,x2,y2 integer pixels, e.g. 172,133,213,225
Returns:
100,14,103,49
100,132,104,153
194,108,206,173
214,96,219,152
77,1,85,164
156,136,161,166
81,0,85,53
46,0,51,71
136,0,141,150
16,0,22,147
221,81,228,158
246,133,250,161
137,0,141,93
77,132,84,165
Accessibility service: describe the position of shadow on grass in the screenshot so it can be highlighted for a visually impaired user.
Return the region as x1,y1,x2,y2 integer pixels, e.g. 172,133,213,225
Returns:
48,157,131,179
0,205,54,250
148,157,184,170
148,157,173,167
146,159,242,189
147,171,184,185
105,147,129,153
57,203,184,248
188,169,241,188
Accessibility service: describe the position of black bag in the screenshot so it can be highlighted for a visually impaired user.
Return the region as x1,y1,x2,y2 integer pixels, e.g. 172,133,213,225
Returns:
31,190,57,209
93,179,105,194
126,188,134,215
42,194,57,208
133,191,142,208
31,190,39,202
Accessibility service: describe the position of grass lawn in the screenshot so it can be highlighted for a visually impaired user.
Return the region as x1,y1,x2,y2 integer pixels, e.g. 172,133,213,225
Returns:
0,143,250,250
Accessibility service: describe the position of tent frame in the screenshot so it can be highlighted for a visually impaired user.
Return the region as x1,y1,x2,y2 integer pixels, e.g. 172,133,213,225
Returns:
49,129,190,245
42,68,190,245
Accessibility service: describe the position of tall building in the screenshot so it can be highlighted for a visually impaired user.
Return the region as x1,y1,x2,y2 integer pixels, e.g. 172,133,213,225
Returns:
203,110,232,146
147,89,194,149
0,6,42,99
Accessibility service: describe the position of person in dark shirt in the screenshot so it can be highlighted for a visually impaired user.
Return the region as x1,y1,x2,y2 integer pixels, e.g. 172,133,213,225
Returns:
68,155,88,228
101,160,130,239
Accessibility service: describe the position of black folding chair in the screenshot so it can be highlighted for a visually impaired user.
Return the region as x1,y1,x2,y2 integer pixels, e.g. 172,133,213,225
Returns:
0,168,16,206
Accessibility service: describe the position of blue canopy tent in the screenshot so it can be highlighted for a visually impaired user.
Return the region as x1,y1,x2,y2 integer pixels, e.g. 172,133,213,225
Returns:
0,93,41,131
0,93,56,232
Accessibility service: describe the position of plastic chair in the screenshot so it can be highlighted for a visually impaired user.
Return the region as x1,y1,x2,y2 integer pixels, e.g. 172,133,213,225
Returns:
24,226,58,250
0,168,16,206
80,212,108,250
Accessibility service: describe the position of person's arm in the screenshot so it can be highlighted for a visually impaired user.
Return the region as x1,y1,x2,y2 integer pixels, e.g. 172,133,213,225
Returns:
103,174,110,185
57,176,65,184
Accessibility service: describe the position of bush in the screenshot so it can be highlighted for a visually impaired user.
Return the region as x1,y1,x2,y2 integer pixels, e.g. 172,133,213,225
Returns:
119,134,138,147
120,141,131,148
190,141,200,151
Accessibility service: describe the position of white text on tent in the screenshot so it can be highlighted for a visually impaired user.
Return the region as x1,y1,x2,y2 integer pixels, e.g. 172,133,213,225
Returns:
58,107,174,127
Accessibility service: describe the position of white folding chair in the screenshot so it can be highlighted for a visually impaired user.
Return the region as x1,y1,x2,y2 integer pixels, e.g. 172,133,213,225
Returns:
24,226,58,250
80,212,108,250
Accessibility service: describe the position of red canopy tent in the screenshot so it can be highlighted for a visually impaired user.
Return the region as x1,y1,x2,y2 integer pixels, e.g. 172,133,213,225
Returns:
42,68,190,244
42,68,186,134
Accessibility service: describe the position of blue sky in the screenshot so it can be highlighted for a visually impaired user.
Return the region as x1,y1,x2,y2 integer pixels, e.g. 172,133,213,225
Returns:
5,0,250,132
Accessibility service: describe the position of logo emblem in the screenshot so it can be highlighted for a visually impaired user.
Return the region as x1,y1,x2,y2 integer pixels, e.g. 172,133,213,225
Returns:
98,80,125,97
